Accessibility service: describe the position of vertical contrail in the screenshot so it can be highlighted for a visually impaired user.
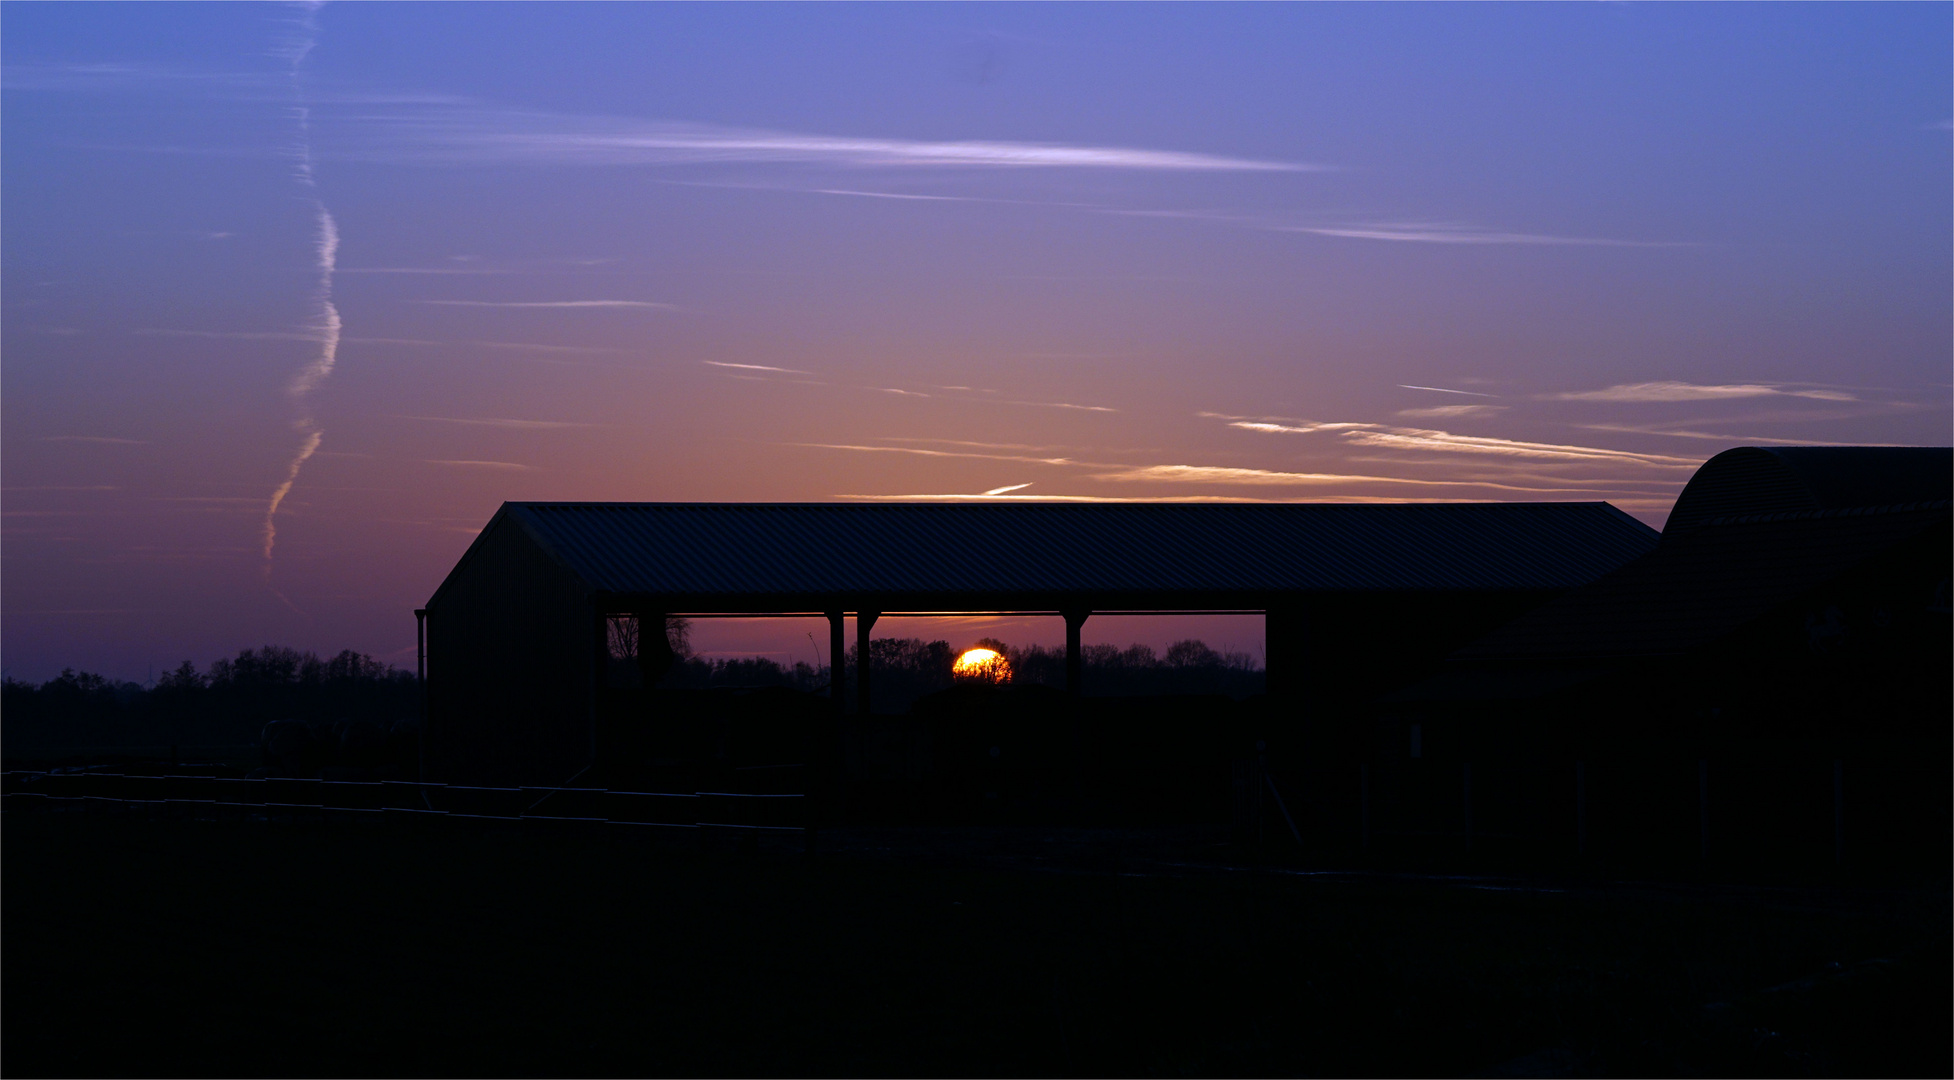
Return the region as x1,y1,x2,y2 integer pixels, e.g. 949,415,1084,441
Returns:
262,1,339,602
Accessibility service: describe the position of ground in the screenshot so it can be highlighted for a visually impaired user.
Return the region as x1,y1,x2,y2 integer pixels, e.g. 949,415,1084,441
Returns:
4,814,1947,1078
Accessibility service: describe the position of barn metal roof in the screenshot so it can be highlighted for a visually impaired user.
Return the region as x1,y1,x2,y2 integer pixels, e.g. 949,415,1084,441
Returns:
1665,446,1951,532
472,502,1660,608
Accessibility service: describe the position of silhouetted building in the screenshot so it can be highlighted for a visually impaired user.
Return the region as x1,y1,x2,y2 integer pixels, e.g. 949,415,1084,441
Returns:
421,503,1657,786
1383,447,1952,758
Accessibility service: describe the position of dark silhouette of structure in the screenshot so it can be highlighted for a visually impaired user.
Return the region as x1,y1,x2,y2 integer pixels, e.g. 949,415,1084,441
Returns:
421,502,1657,786
1359,447,1951,871
1387,447,1950,750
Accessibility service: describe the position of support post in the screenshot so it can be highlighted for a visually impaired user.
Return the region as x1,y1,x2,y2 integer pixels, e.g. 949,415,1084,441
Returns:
816,611,845,854
635,612,677,690
1063,608,1090,696
1061,607,1091,816
591,605,609,769
1264,604,1307,709
827,612,847,716
856,611,879,718
415,608,428,783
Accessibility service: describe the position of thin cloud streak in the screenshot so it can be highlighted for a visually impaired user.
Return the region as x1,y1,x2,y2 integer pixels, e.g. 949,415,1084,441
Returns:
791,442,1075,467
397,416,597,430
262,425,322,561
1092,464,1425,486
353,107,1320,172
261,4,339,601
423,459,538,471
838,493,1285,503
1218,415,1699,468
999,399,1117,413
1400,384,1497,397
1544,381,1858,403
1089,464,1631,495
1284,223,1684,247
1396,405,1507,418
336,266,513,274
43,436,147,445
704,361,812,374
416,299,674,309
137,328,326,342
983,483,1033,495
837,493,1480,504
1575,424,1916,448
1343,428,1699,467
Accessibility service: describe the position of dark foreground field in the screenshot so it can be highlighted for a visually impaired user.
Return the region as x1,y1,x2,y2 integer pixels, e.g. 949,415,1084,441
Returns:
4,815,1947,1078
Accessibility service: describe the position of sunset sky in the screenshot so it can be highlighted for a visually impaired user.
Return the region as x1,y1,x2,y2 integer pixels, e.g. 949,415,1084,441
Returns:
4,3,1949,682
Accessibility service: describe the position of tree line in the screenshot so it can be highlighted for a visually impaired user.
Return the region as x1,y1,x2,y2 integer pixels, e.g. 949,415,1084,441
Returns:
3,647,419,755
6,633,1263,756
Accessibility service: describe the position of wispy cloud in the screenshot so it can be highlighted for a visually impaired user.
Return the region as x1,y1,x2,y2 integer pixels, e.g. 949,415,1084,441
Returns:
471,340,625,354
1091,464,1428,486
1215,413,1700,468
261,9,341,602
137,327,327,342
837,492,1286,503
1085,464,1613,494
1000,398,1117,413
1224,420,1374,435
423,459,538,471
397,415,597,430
1574,424,1913,448
1543,381,1857,403
263,425,323,561
810,188,974,201
1283,223,1683,247
704,361,812,374
1399,384,1496,397
1342,427,1699,467
354,107,1319,172
887,437,1062,452
335,266,512,275
1396,405,1507,419
792,442,1075,467
416,299,674,309
983,483,1033,496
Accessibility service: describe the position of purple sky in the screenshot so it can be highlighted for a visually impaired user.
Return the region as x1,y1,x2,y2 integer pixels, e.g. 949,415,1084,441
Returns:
4,3,1948,682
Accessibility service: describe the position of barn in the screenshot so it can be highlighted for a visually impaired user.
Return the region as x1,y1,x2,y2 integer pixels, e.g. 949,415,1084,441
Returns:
1360,446,1951,870
419,502,1658,787
1385,446,1953,754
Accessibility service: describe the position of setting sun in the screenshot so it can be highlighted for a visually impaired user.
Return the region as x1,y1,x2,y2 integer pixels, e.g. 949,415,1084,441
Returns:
953,648,1012,684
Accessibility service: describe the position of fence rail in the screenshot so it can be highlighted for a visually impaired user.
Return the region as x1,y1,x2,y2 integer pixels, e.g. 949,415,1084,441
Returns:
0,772,805,830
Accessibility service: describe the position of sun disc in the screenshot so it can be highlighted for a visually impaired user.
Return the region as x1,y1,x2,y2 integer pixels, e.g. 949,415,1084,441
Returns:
953,647,1011,683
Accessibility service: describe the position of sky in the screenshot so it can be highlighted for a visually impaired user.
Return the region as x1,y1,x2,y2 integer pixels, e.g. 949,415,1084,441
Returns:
4,2,1949,683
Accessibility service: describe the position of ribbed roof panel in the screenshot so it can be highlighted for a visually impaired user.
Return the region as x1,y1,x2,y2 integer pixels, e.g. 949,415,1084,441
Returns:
487,502,1659,600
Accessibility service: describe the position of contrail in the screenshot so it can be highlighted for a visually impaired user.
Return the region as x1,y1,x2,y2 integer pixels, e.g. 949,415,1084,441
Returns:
261,1,340,604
